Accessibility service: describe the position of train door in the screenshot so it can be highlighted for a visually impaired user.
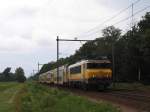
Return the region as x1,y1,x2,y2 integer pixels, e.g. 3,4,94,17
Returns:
82,63,86,81
63,67,67,84
59,68,63,85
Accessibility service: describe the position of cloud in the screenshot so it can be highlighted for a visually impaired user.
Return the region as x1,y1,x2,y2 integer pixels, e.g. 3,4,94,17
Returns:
0,0,129,53
0,35,36,53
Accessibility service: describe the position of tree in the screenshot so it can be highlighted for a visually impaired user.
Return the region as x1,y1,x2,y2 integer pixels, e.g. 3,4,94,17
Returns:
138,12,150,83
3,67,11,74
3,67,11,77
102,26,121,43
2,67,12,81
15,67,26,83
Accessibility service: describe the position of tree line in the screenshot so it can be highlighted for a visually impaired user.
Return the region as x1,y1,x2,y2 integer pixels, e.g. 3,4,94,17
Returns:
0,67,26,83
34,12,150,84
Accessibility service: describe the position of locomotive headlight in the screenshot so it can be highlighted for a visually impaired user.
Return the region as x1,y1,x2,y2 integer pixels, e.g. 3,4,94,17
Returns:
106,72,109,77
92,74,95,78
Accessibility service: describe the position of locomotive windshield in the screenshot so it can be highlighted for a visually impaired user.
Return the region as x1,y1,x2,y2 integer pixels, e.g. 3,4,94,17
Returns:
87,62,111,69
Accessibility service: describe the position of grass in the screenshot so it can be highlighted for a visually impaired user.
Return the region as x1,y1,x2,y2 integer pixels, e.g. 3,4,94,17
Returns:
0,82,24,112
0,82,120,112
18,82,120,112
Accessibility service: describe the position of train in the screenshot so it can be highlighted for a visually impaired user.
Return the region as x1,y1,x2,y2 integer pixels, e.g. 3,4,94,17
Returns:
39,59,112,90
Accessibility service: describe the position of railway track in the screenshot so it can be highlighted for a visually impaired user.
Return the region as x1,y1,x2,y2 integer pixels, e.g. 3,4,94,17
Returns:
48,84,150,103
43,84,150,111
45,84,150,103
106,91,150,102
70,89,150,111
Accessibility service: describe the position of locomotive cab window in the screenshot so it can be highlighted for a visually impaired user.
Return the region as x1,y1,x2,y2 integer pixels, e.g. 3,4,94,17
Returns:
70,66,81,74
87,63,111,69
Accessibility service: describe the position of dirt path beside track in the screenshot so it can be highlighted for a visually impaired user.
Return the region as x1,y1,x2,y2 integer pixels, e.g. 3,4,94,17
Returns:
45,84,150,112
64,88,150,112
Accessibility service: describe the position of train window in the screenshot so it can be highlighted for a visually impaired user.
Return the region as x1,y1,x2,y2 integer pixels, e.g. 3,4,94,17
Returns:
87,63,111,69
70,66,81,74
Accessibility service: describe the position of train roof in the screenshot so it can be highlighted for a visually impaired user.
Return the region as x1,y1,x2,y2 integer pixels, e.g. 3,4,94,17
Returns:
39,60,111,75
69,59,111,68
39,70,52,76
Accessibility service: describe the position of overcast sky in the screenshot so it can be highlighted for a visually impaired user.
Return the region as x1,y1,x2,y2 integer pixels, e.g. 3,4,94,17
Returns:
0,0,149,77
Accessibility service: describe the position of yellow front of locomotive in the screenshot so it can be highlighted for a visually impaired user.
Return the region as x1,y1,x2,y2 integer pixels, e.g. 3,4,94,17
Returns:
85,69,112,79
84,60,112,87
